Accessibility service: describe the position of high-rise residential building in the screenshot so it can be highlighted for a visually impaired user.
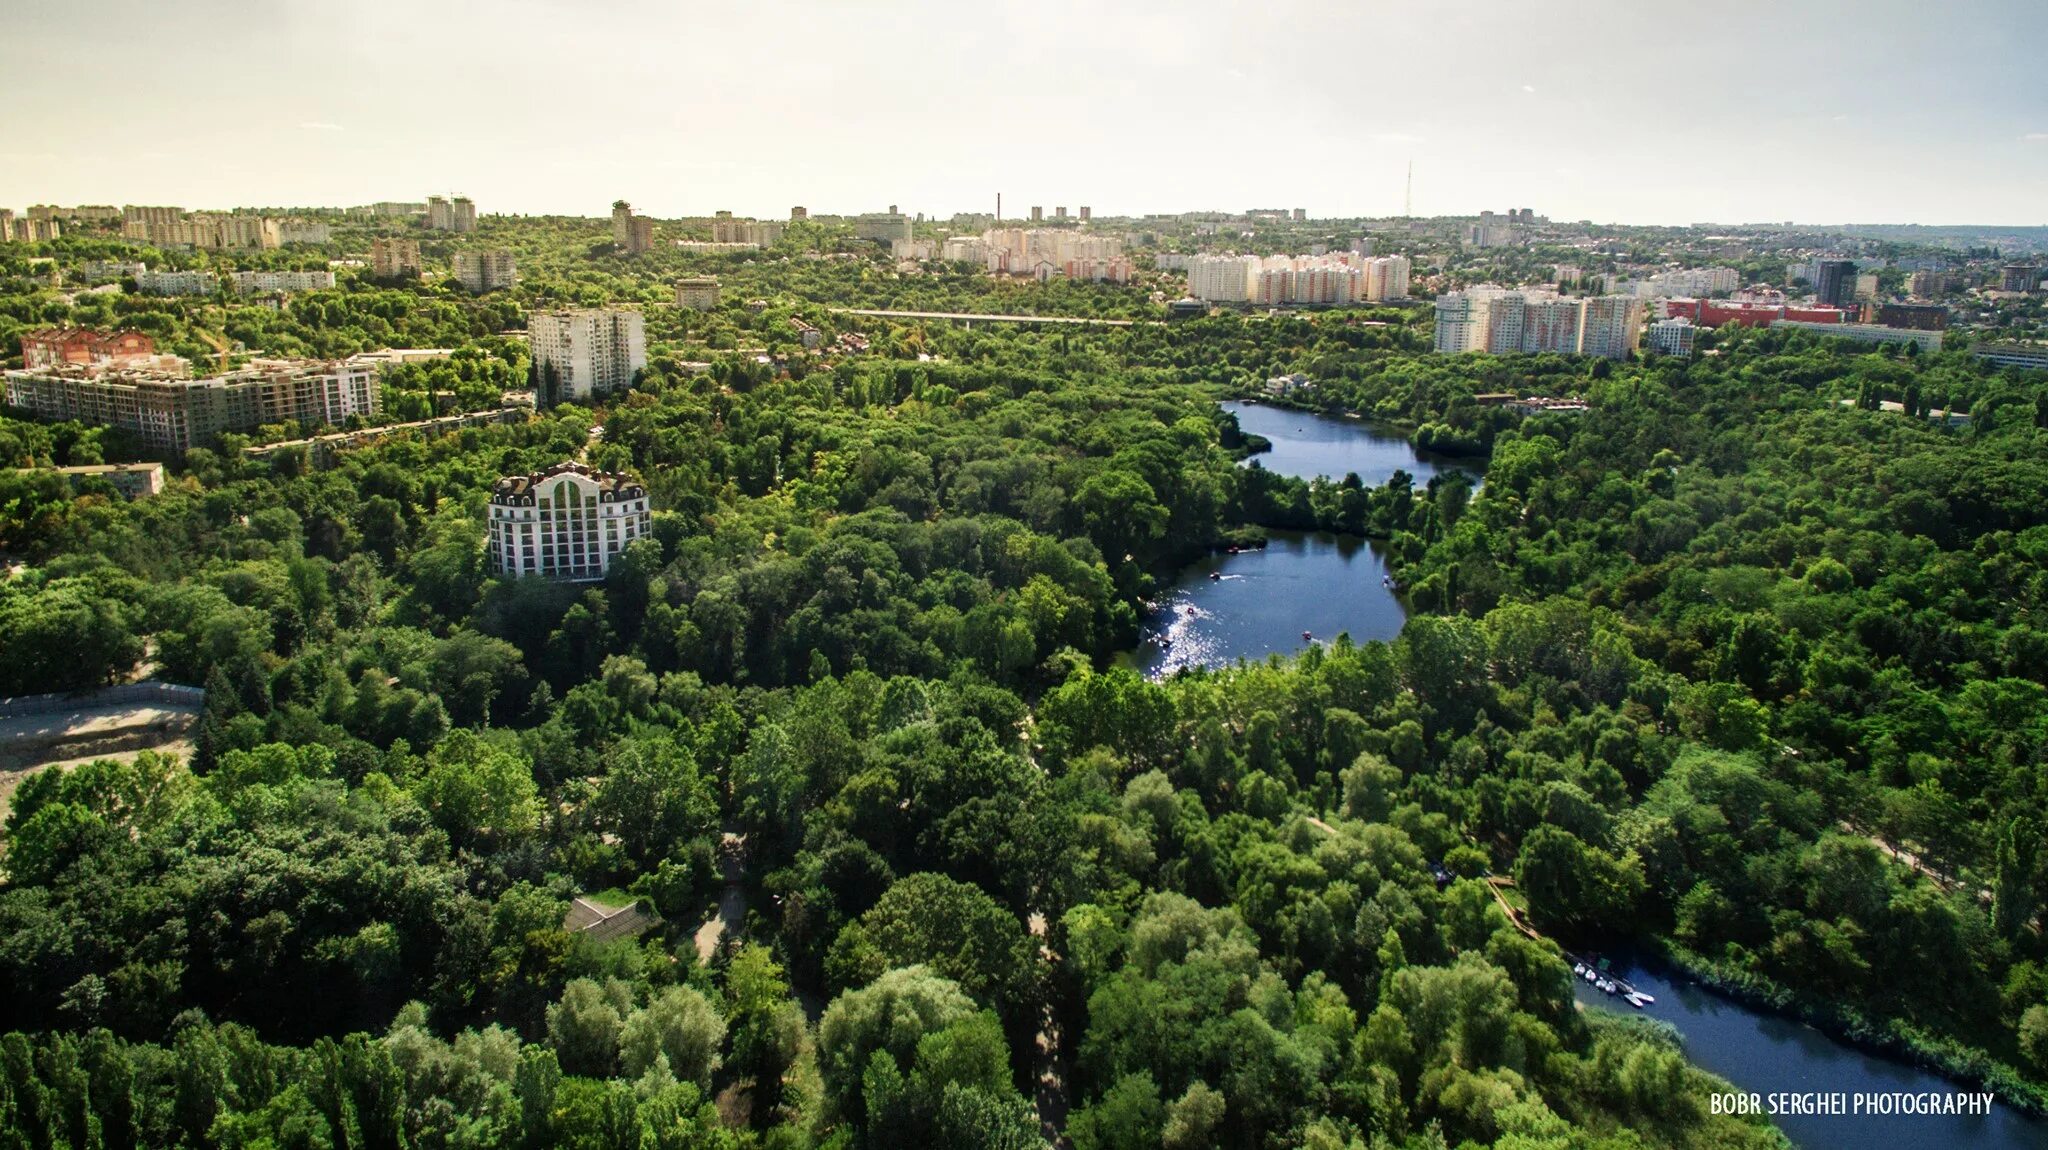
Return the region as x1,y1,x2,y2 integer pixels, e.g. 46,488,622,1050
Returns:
1293,208,1307,221
940,236,987,264
486,461,651,582
1578,295,1644,360
136,270,219,296
1646,316,1697,358
5,348,380,456
1813,259,1857,308
854,207,912,244
2001,264,2041,293
0,210,13,242
349,201,428,218
29,204,118,223
710,218,784,246
7,215,63,243
427,195,477,232
1079,206,1091,222
1363,255,1411,301
1434,288,1641,360
790,206,808,220
277,220,332,245
452,250,518,293
120,209,278,249
528,308,647,404
1909,270,1952,298
1055,206,1068,219
675,276,720,310
122,205,184,234
1186,254,1260,302
231,270,337,294
1466,210,1515,248
1030,205,1044,222
612,200,654,254
371,237,422,279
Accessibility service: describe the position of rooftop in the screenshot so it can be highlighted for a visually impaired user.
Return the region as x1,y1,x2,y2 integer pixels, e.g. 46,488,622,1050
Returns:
489,460,645,502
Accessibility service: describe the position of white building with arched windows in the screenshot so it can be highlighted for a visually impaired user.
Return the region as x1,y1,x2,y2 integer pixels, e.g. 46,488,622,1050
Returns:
487,461,650,581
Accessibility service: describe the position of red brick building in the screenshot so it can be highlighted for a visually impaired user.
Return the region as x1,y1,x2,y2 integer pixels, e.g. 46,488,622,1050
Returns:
1660,299,1848,328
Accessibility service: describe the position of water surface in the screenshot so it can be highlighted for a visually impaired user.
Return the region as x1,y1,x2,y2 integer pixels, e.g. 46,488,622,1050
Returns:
1573,958,2046,1150
1223,399,1473,487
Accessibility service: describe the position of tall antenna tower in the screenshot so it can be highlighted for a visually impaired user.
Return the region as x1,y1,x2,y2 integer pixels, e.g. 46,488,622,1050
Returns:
1404,160,1413,218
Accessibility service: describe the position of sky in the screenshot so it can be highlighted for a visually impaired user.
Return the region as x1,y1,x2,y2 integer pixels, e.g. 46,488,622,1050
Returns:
3,0,2046,226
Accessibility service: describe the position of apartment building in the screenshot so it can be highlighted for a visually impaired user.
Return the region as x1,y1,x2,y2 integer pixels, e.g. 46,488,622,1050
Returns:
276,220,333,245
136,270,220,296
709,218,783,246
5,351,380,455
1186,255,1260,302
486,461,651,581
231,270,337,294
121,209,279,250
371,237,422,279
2,213,62,243
1647,316,1697,358
1434,288,1642,360
674,276,721,310
612,201,654,255
528,308,647,403
428,195,477,233
453,250,518,293
854,208,913,245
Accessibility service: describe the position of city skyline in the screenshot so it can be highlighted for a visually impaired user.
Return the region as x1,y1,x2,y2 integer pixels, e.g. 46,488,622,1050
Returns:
4,0,2046,226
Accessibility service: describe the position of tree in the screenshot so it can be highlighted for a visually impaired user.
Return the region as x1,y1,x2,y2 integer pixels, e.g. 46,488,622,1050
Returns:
546,978,632,1077
816,966,979,1125
618,986,725,1088
833,873,1036,1021
1513,826,1644,934
414,729,541,846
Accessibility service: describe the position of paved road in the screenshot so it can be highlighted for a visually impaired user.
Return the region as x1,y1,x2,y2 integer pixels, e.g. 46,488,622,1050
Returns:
828,307,1157,328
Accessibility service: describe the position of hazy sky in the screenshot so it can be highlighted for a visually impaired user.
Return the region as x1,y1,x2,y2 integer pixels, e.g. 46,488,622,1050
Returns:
5,0,2046,225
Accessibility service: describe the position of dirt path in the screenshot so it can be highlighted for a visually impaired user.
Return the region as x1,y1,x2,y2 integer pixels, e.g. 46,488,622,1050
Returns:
0,701,199,817
694,831,749,964
1839,821,1992,905
1029,911,1071,1149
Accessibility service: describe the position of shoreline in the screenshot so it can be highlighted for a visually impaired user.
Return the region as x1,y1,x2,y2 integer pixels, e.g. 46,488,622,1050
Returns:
1644,939,2048,1118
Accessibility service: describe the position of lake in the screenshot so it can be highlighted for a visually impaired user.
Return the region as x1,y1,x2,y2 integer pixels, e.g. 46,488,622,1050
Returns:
1222,399,1473,487
1137,531,1403,677
1573,958,2048,1149
1135,402,1469,677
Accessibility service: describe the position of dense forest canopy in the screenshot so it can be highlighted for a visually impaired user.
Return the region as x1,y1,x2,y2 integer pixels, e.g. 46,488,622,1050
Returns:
0,218,2045,1149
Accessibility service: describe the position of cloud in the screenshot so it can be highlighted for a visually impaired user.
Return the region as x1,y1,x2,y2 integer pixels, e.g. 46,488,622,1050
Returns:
1372,131,1423,144
2023,132,2048,142
299,121,345,132
1521,84,1537,94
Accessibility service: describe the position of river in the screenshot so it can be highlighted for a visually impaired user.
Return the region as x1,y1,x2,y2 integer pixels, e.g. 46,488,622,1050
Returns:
1148,405,2048,1149
1573,956,2046,1148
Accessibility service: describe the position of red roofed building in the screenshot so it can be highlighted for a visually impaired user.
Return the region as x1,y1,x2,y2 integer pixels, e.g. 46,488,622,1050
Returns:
20,327,159,370
1661,298,1848,328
